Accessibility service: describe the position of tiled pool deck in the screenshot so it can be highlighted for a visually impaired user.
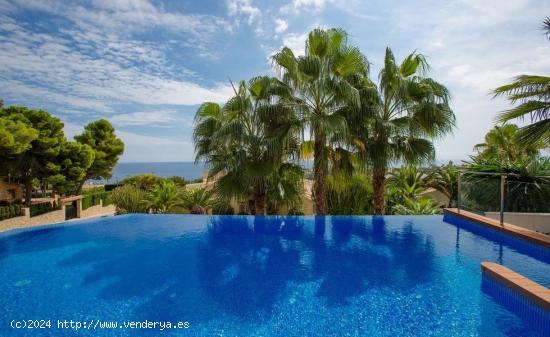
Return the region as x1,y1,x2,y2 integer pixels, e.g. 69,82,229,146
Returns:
445,208,550,311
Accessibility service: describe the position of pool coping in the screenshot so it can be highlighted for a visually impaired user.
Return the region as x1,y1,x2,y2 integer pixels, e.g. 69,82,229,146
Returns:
481,262,550,311
443,208,550,248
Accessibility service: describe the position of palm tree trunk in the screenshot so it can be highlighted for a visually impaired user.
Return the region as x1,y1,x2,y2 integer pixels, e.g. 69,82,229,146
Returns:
254,191,266,215
373,165,386,215
313,135,327,215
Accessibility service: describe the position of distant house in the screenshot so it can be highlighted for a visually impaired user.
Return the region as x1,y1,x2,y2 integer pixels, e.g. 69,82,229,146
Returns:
0,176,23,202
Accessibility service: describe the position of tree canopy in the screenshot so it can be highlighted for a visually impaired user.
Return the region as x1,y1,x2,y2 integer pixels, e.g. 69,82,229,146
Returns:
0,103,123,202
0,106,65,204
74,119,124,191
271,28,369,214
0,116,38,155
194,77,302,215
48,141,95,195
493,18,550,147
474,124,545,162
346,48,455,214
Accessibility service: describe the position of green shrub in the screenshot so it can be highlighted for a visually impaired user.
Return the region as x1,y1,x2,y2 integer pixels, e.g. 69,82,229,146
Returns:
111,185,148,214
212,199,234,215
167,176,187,187
30,202,59,217
102,192,112,206
81,191,111,210
287,207,304,216
82,194,98,210
327,173,373,215
120,174,163,191
0,205,21,220
464,157,550,213
392,196,442,215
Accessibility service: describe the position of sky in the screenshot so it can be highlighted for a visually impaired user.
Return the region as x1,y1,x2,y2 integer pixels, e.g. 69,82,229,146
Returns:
1,0,549,163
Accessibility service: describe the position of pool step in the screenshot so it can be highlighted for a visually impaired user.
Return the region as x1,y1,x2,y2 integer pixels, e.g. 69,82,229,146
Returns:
481,262,550,311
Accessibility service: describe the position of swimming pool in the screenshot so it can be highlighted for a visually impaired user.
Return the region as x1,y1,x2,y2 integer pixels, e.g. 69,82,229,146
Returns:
0,215,549,336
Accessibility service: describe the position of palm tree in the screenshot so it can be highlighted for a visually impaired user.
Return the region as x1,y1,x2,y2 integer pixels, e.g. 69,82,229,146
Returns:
144,180,185,213
493,18,550,146
473,124,544,162
386,166,428,214
194,77,301,215
427,162,459,208
464,156,550,213
183,188,212,214
348,48,455,214
544,16,550,40
493,76,550,146
264,163,304,214
272,28,369,214
387,165,427,196
393,196,442,215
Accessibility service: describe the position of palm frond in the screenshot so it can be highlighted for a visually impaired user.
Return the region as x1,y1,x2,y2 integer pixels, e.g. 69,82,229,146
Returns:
543,17,550,40
516,119,550,146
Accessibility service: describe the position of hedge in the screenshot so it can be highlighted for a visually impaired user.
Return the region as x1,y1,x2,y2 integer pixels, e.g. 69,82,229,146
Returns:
30,202,60,217
0,204,22,220
102,192,112,206
82,192,112,210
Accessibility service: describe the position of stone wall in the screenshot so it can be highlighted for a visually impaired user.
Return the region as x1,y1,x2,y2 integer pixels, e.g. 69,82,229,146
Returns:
0,200,116,233
81,202,116,218
0,213,28,233
27,207,66,227
0,206,65,233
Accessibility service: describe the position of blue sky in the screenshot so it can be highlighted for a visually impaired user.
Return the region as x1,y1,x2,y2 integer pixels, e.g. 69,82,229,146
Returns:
1,0,549,162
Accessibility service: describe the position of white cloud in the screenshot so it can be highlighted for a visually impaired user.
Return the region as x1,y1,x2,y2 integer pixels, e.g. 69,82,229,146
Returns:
281,31,309,56
115,129,195,162
227,0,261,25
0,0,235,162
4,0,231,37
4,0,550,163
109,111,177,127
457,0,530,25
1,79,112,112
0,11,233,113
64,121,195,162
282,0,327,13
275,18,288,34
381,0,550,160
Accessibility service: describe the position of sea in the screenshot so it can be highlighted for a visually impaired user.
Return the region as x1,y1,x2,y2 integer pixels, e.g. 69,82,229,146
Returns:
95,162,208,184
95,159,463,184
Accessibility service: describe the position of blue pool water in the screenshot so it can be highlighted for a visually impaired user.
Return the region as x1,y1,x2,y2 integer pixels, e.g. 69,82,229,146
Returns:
0,215,549,337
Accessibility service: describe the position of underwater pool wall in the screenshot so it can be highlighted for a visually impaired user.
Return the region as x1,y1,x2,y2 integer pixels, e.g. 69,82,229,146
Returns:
443,208,550,248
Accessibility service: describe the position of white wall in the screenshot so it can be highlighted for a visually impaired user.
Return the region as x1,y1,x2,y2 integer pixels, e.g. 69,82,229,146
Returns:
485,212,550,234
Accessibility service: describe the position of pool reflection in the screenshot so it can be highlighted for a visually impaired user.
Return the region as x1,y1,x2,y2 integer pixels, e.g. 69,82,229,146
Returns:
197,216,437,313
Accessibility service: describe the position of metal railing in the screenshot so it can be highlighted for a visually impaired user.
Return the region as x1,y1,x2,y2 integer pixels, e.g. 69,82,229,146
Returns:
457,171,550,226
